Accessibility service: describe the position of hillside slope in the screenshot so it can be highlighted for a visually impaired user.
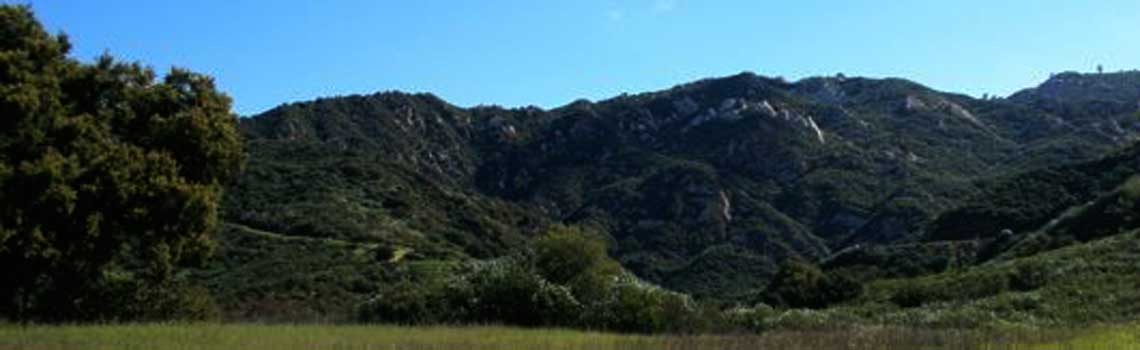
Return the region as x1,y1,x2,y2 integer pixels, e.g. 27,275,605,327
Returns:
839,229,1140,327
826,141,1140,282
223,71,1140,300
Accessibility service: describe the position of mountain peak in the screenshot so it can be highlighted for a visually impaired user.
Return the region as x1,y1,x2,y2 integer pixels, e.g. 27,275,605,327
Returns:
1011,70,1140,105
233,69,1140,302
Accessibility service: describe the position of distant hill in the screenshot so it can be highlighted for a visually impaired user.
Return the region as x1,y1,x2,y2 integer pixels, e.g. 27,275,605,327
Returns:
221,70,1140,301
826,142,1140,281
832,228,1140,327
927,142,1140,243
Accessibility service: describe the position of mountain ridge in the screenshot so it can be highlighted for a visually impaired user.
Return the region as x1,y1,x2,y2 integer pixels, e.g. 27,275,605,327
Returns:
224,70,1140,300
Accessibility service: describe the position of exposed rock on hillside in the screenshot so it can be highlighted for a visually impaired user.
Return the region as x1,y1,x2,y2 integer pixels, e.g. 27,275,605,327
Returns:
227,71,1140,299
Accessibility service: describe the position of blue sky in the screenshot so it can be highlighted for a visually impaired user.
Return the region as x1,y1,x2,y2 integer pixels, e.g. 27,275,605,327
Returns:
20,0,1140,115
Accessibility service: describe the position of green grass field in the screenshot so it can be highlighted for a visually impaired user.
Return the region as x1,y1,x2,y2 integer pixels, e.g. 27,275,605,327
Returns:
2,324,1135,350
1025,324,1140,350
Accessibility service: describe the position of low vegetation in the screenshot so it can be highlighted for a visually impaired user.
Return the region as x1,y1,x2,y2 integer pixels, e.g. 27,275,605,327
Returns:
1,323,1126,350
356,225,714,333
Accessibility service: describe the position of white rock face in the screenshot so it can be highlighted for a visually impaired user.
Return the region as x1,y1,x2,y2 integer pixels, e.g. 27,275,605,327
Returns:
673,97,700,116
1109,119,1126,135
718,190,732,223
945,101,981,126
806,116,825,144
720,98,738,111
486,116,518,138
907,152,922,163
757,100,778,117
677,97,825,144
905,95,984,128
685,99,745,129
905,95,929,111
818,79,848,104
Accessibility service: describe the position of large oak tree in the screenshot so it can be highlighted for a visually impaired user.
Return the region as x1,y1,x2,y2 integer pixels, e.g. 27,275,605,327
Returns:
0,5,242,322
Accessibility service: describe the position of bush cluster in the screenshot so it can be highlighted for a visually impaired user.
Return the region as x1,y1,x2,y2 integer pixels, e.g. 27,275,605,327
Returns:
762,259,863,309
357,226,718,333
887,261,1061,308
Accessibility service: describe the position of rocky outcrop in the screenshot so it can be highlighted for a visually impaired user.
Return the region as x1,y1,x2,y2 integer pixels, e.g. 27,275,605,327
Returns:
234,71,1140,301
905,95,978,122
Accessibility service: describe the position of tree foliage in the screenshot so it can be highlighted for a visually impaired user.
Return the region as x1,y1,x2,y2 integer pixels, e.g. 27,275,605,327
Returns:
0,5,242,322
761,258,862,309
531,225,622,296
358,225,714,333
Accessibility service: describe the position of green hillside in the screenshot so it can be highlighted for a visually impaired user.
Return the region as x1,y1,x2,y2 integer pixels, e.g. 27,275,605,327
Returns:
222,71,1140,304
847,228,1140,327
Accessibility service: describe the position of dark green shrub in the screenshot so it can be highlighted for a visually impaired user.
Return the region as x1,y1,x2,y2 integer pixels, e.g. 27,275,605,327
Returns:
358,225,732,333
762,259,862,309
763,259,827,308
373,246,397,263
890,283,942,308
85,272,220,322
463,259,581,327
531,225,622,298
890,271,1010,308
357,279,454,324
725,304,778,332
586,275,701,333
1009,264,1052,291
358,257,584,327
821,274,863,305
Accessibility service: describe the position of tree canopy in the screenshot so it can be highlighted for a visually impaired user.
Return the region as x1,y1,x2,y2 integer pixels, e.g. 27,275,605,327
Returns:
0,5,242,322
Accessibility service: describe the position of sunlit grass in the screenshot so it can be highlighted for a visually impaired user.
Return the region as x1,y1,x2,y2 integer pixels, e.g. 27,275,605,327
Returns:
2,324,660,350
0,323,1118,350
1024,323,1140,350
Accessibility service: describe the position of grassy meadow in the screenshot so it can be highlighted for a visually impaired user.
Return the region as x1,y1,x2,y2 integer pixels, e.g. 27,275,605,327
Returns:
1,324,1136,350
